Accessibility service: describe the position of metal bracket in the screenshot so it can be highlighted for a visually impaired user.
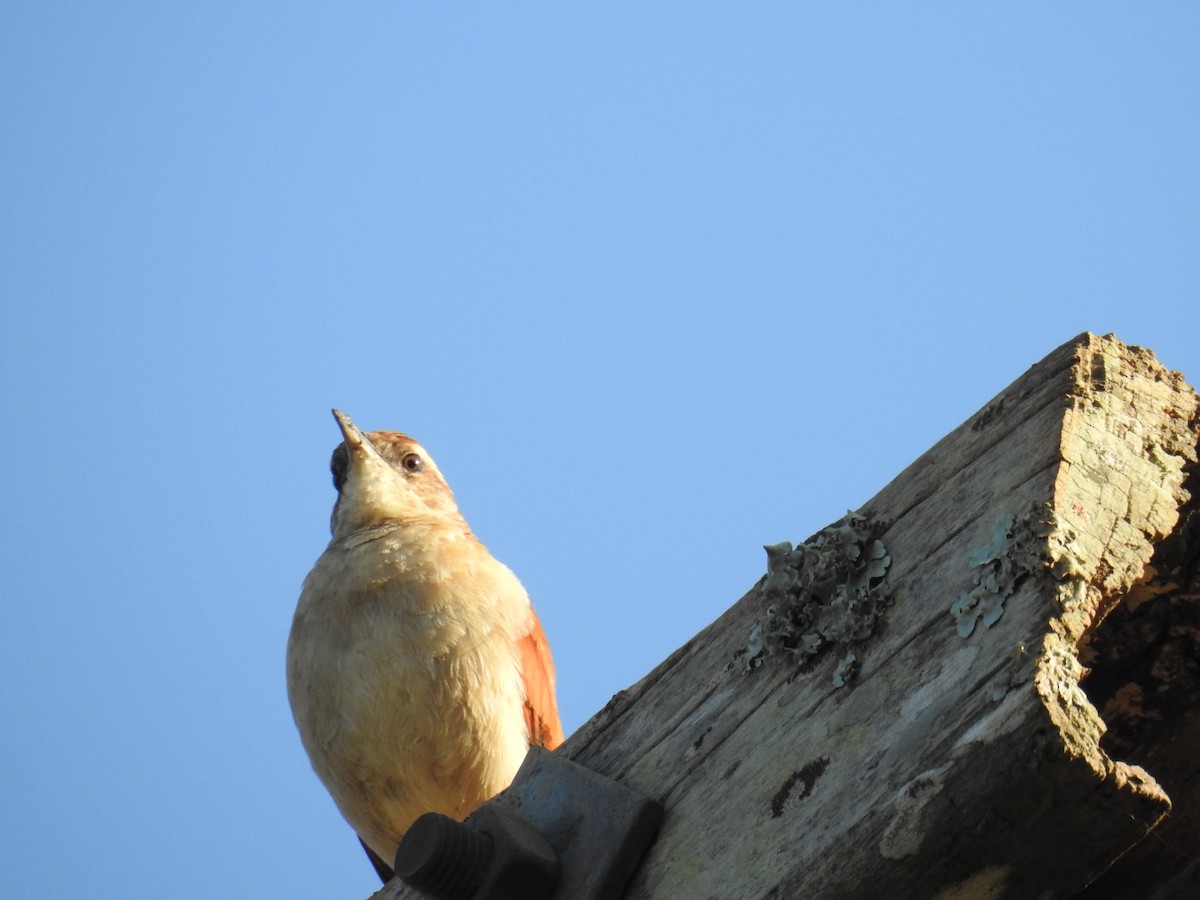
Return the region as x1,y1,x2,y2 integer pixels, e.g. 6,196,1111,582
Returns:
393,747,664,900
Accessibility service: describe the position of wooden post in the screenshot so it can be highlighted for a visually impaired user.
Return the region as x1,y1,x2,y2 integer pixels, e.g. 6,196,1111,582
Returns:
371,333,1200,900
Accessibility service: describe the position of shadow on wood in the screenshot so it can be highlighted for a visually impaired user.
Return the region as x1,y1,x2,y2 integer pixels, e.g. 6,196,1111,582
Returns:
372,333,1200,900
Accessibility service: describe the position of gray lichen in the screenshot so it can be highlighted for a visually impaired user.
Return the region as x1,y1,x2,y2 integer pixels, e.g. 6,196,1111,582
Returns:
745,511,892,685
832,651,859,688
951,501,1081,638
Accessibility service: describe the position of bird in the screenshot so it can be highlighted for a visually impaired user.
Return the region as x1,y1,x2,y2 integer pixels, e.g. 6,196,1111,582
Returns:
287,410,563,881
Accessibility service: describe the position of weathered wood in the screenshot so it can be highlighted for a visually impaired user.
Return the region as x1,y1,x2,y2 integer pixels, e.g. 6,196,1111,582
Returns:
1072,448,1200,899
370,333,1200,900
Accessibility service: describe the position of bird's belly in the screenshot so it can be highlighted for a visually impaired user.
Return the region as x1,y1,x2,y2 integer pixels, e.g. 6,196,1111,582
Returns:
287,568,530,862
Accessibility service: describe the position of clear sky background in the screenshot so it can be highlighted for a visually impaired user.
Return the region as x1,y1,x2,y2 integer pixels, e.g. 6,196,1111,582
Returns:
2,4,1197,899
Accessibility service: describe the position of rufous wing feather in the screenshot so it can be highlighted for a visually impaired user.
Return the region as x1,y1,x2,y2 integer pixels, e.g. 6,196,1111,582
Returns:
517,613,564,749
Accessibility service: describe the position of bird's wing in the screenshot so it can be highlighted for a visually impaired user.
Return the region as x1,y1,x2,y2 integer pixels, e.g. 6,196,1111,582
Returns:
518,612,565,750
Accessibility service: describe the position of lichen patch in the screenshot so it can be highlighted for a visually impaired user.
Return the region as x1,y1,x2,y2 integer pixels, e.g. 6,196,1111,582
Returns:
950,502,1084,638
744,511,892,685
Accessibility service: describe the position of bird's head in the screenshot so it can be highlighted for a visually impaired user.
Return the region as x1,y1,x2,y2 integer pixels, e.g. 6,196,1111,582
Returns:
327,409,466,537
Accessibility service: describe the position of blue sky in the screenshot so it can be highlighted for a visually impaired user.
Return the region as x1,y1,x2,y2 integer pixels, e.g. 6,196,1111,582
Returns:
2,4,1197,898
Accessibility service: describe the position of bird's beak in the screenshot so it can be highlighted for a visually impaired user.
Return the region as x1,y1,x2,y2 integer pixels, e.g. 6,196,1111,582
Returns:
332,409,380,464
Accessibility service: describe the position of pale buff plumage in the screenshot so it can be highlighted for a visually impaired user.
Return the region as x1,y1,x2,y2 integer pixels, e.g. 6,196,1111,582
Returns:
287,411,562,875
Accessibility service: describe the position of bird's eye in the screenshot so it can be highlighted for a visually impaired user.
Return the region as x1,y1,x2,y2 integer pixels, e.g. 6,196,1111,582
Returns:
401,453,424,473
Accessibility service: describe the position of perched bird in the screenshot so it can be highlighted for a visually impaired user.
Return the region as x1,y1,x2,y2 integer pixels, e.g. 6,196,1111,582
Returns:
287,410,563,880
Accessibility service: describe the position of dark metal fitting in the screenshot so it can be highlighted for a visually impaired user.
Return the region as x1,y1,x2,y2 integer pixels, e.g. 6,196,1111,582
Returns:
394,806,559,900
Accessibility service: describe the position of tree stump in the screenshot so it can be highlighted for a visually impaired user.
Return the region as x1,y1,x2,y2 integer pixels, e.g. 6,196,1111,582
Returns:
371,333,1200,900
